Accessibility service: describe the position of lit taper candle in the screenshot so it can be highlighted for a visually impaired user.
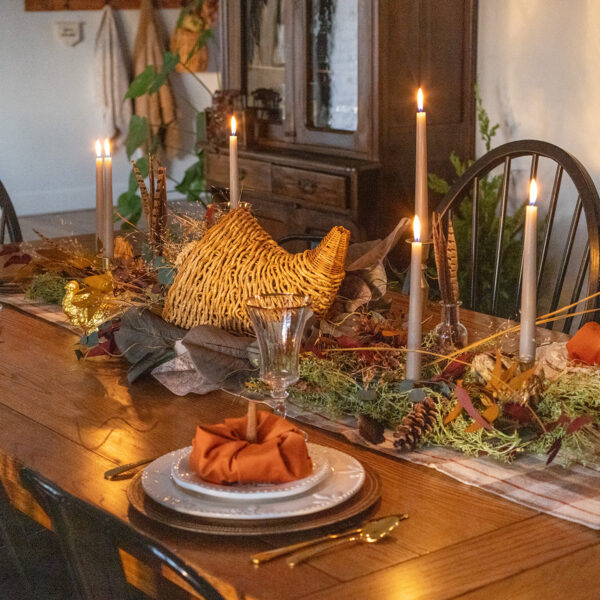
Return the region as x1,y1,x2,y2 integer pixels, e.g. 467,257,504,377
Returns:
406,216,423,381
102,138,114,259
519,179,538,363
415,88,428,244
229,116,239,209
95,139,105,254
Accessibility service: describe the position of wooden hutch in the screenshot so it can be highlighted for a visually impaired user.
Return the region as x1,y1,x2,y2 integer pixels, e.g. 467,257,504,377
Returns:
210,0,478,245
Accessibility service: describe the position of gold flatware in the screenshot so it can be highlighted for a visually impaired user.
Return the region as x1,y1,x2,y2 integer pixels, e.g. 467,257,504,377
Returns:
104,458,156,480
286,514,406,567
251,514,407,565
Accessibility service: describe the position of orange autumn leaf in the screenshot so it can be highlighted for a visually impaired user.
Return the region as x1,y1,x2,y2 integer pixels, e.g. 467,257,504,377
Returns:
506,366,537,392
465,403,499,433
444,401,463,425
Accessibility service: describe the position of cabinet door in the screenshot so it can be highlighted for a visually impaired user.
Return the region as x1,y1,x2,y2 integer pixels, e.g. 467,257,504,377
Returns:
292,0,373,155
242,0,295,144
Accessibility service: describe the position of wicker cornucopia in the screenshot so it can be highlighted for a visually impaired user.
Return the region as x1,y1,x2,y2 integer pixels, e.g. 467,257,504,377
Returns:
163,207,350,333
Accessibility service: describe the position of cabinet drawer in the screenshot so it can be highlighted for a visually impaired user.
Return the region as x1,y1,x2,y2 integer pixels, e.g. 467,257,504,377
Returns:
206,153,271,192
271,166,347,209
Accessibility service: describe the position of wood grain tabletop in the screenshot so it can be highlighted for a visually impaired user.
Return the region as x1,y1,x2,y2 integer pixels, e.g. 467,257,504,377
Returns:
0,299,597,600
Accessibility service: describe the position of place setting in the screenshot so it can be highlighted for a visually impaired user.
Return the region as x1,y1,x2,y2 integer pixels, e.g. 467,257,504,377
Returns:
125,291,385,541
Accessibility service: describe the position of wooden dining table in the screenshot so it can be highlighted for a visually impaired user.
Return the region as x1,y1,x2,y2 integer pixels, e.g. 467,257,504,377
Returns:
0,296,599,600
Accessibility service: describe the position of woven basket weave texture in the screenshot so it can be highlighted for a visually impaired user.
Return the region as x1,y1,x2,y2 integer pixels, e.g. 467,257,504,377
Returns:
163,208,350,333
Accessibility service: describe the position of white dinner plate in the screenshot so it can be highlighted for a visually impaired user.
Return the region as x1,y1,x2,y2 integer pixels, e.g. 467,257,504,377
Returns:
141,444,365,520
171,443,331,500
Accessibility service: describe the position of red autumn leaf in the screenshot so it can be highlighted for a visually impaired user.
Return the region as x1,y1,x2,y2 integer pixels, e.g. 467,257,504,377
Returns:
85,339,119,358
566,415,593,434
4,253,31,267
546,437,562,465
455,384,492,431
546,413,571,431
440,352,473,381
0,243,21,256
336,335,361,348
503,403,533,424
205,204,217,225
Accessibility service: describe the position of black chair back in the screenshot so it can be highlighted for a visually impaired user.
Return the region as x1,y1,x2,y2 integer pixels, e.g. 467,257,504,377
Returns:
19,468,225,600
0,180,22,244
434,140,600,331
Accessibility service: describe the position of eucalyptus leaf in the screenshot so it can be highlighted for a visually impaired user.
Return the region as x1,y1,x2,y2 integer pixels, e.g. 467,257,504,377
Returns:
153,256,175,285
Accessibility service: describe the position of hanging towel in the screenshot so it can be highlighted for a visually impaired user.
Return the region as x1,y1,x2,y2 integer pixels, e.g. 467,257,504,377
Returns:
132,0,181,159
94,4,132,151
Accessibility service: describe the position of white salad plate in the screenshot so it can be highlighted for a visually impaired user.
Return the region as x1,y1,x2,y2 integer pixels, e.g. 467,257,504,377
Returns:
170,443,331,500
141,444,365,520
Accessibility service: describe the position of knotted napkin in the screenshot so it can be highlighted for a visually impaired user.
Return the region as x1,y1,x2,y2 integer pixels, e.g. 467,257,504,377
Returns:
189,411,313,484
566,321,600,366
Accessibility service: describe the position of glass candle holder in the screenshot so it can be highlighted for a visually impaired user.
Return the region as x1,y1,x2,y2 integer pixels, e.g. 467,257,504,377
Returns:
246,294,312,417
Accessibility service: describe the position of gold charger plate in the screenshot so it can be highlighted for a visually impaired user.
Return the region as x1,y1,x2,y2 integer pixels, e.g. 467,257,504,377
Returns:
127,462,381,536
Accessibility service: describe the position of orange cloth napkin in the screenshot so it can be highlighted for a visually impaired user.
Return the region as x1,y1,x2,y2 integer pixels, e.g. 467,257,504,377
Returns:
566,321,600,365
189,411,313,484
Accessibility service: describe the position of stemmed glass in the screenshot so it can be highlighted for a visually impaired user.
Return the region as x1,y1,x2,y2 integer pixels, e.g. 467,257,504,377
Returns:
246,294,312,417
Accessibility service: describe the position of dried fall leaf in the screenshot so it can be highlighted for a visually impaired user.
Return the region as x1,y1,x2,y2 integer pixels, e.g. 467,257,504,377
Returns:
464,403,499,433
444,401,463,425
455,384,493,431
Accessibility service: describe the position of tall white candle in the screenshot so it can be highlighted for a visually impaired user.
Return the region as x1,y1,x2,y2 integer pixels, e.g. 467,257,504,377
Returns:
406,216,423,381
95,139,105,254
102,138,114,259
519,179,538,362
415,88,428,244
229,116,239,209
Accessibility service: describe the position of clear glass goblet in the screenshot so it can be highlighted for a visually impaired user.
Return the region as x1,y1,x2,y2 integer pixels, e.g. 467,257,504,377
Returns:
246,294,312,417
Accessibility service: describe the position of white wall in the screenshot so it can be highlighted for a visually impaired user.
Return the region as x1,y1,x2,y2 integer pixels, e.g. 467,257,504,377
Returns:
477,0,600,181
0,0,218,216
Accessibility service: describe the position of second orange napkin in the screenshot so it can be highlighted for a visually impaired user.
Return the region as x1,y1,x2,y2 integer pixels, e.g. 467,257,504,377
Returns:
566,321,600,366
189,411,313,484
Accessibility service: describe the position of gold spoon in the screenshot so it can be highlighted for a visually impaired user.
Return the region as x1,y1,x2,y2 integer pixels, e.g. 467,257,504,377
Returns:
286,514,405,567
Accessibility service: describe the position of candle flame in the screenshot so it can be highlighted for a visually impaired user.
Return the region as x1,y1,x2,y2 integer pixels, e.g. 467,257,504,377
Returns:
529,179,537,205
95,139,102,158
103,138,111,158
417,88,424,112
231,116,237,136
413,215,421,242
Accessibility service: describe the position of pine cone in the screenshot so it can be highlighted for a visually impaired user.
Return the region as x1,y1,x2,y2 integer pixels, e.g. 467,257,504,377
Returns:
393,397,438,451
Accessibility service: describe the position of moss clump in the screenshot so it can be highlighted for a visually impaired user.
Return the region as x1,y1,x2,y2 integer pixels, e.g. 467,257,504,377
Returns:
25,273,68,305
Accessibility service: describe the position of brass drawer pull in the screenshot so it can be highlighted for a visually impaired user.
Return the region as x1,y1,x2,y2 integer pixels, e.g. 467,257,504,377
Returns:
298,179,317,194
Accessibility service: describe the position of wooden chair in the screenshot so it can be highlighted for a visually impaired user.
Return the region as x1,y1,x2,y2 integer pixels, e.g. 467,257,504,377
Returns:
434,140,600,332
0,180,23,244
19,468,225,600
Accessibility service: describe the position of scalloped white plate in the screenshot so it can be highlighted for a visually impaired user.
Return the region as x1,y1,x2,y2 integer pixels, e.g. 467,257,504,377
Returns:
141,444,365,520
171,443,330,500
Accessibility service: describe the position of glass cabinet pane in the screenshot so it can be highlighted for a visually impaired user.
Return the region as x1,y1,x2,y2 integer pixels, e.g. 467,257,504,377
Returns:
245,0,286,123
307,0,358,132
